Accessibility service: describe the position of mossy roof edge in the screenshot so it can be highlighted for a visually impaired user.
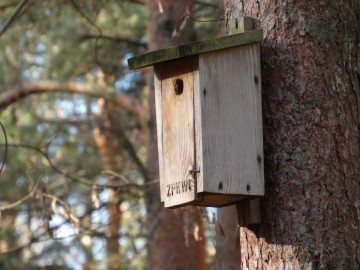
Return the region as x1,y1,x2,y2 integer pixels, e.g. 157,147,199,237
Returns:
127,29,263,70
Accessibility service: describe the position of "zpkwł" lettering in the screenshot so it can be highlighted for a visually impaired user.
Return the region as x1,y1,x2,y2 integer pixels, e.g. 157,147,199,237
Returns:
167,179,194,197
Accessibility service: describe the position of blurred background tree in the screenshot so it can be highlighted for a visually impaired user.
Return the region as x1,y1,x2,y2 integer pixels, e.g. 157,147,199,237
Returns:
0,0,223,269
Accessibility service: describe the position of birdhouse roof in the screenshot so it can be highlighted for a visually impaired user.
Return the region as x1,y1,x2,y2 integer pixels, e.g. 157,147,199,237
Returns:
127,29,263,70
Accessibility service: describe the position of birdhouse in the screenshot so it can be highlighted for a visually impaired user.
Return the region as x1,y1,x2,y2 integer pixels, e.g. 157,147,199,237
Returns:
128,29,264,208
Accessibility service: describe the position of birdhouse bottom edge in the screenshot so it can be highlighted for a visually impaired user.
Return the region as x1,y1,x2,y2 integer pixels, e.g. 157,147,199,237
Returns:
164,192,262,209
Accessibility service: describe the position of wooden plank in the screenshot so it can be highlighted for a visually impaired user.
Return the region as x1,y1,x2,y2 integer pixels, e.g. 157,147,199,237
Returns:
154,66,165,202
229,16,255,35
193,54,204,204
236,199,261,226
128,30,263,70
198,43,264,197
159,57,199,207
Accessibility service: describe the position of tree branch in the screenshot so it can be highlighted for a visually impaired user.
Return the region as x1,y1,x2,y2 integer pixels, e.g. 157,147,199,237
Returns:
4,143,147,191
0,177,39,211
124,0,145,5
0,0,28,38
0,81,149,121
109,112,148,180
34,115,98,125
0,1,18,10
80,34,147,48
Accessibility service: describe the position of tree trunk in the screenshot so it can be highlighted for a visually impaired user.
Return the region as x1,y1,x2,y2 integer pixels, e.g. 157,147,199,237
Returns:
144,0,206,269
225,0,360,268
93,71,122,270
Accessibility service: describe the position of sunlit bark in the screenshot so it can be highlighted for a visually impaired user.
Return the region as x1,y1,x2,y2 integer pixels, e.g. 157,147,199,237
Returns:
224,0,360,268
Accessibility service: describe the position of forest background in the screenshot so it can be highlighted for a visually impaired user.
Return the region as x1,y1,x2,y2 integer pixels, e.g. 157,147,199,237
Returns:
0,0,229,269
2,0,360,269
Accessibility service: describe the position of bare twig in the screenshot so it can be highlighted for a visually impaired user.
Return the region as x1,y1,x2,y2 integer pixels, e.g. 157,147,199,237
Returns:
2,143,147,191
0,177,39,211
124,0,145,5
42,192,80,227
0,0,28,38
0,121,7,173
5,142,75,180
70,0,102,68
35,115,98,125
80,34,147,48
0,224,144,255
109,112,148,180
0,1,18,10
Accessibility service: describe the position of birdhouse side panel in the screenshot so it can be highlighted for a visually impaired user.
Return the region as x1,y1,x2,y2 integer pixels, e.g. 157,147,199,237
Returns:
157,57,201,207
198,43,264,197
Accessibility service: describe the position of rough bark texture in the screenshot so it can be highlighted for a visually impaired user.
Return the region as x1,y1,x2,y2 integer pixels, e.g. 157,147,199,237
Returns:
227,1,360,269
145,0,206,269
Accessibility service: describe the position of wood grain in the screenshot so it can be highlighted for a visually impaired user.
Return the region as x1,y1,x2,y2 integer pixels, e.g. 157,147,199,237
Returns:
153,39,264,207
158,57,199,207
198,43,264,197
128,30,263,70
154,66,164,202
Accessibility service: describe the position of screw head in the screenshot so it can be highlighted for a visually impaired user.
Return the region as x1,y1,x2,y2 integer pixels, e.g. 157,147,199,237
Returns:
218,182,223,190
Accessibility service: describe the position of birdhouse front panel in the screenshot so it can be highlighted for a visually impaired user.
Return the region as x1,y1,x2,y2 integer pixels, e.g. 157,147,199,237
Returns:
154,56,201,207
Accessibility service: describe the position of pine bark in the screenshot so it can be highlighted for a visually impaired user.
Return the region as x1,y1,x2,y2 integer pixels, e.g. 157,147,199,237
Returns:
225,0,360,268
144,0,206,269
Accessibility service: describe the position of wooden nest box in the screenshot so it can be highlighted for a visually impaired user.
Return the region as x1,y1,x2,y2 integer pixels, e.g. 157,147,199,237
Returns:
128,29,264,208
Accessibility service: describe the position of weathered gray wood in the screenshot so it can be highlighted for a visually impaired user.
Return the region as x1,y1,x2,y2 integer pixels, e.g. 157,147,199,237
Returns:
230,17,262,225
154,42,264,207
146,20,264,208
157,57,199,207
198,43,264,198
229,16,255,35
128,30,263,70
154,66,165,202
